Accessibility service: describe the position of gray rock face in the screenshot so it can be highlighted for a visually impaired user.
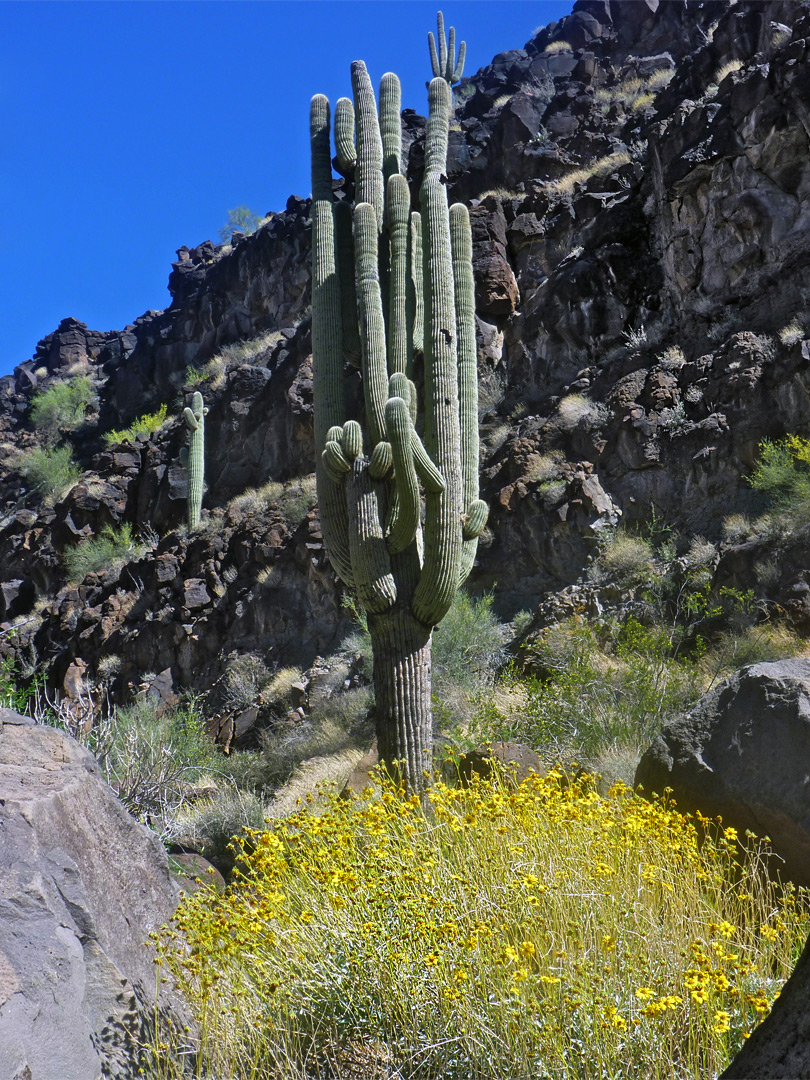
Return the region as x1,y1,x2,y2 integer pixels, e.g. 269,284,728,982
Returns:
635,659,810,886
721,931,810,1078
0,709,184,1080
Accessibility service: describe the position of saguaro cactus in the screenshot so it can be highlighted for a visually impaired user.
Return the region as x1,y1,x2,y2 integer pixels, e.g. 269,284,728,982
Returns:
181,390,207,531
311,16,486,792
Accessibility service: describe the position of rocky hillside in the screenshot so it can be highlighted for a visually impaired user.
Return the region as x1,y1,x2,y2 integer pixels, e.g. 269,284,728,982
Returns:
2,0,810,738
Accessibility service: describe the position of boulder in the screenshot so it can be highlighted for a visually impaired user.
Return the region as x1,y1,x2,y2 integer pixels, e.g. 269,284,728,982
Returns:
0,708,186,1080
457,741,545,787
721,930,810,1077
635,659,810,886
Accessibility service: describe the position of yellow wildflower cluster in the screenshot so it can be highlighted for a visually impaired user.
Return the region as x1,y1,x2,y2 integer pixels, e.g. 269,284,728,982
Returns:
151,769,808,1080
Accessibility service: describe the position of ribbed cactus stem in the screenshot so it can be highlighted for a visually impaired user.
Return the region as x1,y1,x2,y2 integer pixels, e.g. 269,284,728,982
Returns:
385,396,421,554
410,212,424,365
183,390,207,531
347,459,397,613
379,72,402,184
311,93,355,586
413,76,462,627
354,203,389,446
334,97,357,176
387,174,411,376
351,61,384,232
334,201,362,367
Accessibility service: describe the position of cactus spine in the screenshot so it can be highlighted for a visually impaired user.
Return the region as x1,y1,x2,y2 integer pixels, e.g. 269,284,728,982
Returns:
310,16,484,791
182,390,207,531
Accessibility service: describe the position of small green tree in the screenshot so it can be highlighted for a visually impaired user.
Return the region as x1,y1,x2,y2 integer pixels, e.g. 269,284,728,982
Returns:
219,205,262,242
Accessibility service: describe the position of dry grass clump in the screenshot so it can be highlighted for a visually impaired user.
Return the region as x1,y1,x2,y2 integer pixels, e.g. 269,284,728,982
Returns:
556,393,607,430
547,150,632,196
591,531,655,584
779,319,804,346
229,478,285,515
543,40,571,54
594,69,673,113
152,770,809,1079
526,449,566,484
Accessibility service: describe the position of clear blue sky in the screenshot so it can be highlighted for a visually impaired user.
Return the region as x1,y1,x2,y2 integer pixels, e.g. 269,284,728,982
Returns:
1,0,570,377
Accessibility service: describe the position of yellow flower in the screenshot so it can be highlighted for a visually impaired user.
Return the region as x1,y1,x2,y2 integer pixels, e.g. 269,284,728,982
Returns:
713,1010,731,1034
717,921,736,939
520,940,536,958
760,924,778,943
539,974,561,985
635,987,656,1001
601,934,616,950
691,988,709,1004
723,827,738,842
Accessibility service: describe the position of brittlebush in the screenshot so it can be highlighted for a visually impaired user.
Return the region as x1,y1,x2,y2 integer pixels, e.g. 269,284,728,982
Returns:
150,770,808,1080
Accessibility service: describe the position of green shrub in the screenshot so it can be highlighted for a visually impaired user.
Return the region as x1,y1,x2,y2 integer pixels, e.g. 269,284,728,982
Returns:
433,590,507,692
103,403,167,446
591,530,656,585
219,205,263,242
63,523,142,581
278,475,318,530
175,787,267,876
66,697,219,828
15,443,81,504
29,375,97,437
748,435,810,519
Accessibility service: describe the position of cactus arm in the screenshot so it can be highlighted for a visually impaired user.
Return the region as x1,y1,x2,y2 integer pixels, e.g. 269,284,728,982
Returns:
369,440,393,479
323,439,351,478
409,213,424,368
183,407,199,431
183,391,206,531
450,200,483,584
351,61,384,232
385,396,421,554
386,174,411,376
462,499,488,540
413,77,463,627
411,430,445,493
437,12,447,77
334,201,362,367
452,41,466,84
341,419,363,460
354,202,389,446
311,93,354,585
428,31,441,79
347,460,397,613
334,96,357,176
379,72,402,184
179,446,188,469
445,26,456,82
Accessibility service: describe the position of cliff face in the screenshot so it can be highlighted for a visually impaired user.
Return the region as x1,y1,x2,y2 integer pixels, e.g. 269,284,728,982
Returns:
2,0,810,721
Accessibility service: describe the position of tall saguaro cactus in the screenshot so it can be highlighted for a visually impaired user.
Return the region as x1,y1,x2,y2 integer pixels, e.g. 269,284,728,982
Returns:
181,390,207,531
311,15,487,791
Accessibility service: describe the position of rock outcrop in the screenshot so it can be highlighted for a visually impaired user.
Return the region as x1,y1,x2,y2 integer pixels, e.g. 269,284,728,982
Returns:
0,708,185,1080
635,659,810,886
721,929,810,1077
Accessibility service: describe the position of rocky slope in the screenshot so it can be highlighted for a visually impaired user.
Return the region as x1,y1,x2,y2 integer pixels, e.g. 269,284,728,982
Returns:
2,0,810,736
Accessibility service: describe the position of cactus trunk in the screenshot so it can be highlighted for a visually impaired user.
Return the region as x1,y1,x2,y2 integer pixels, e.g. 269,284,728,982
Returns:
369,608,432,791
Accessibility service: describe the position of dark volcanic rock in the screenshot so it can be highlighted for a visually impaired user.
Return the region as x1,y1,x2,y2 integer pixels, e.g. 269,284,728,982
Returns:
0,710,185,1080
635,659,810,887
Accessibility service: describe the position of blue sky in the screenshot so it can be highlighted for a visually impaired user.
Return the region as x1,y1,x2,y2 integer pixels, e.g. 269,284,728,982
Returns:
1,0,570,377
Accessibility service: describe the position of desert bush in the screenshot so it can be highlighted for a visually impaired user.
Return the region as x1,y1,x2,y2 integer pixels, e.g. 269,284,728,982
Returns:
278,474,318,529
779,319,804,346
174,787,267,875
103,403,167,446
229,478,285,515
77,697,218,828
221,653,272,712
219,205,263,242
748,435,810,519
29,375,97,437
152,770,809,1080
590,530,656,585
63,523,143,581
15,443,81,504
543,39,571,54
547,151,632,196
433,590,508,692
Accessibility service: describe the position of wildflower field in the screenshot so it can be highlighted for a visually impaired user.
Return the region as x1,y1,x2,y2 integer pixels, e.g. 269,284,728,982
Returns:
151,770,808,1079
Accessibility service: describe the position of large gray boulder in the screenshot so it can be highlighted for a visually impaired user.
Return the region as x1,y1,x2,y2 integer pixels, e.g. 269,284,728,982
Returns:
0,708,185,1080
635,659,810,886
721,931,810,1078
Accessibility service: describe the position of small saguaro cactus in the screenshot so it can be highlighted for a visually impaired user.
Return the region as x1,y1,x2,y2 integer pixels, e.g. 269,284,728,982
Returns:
310,16,487,791
181,390,208,531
